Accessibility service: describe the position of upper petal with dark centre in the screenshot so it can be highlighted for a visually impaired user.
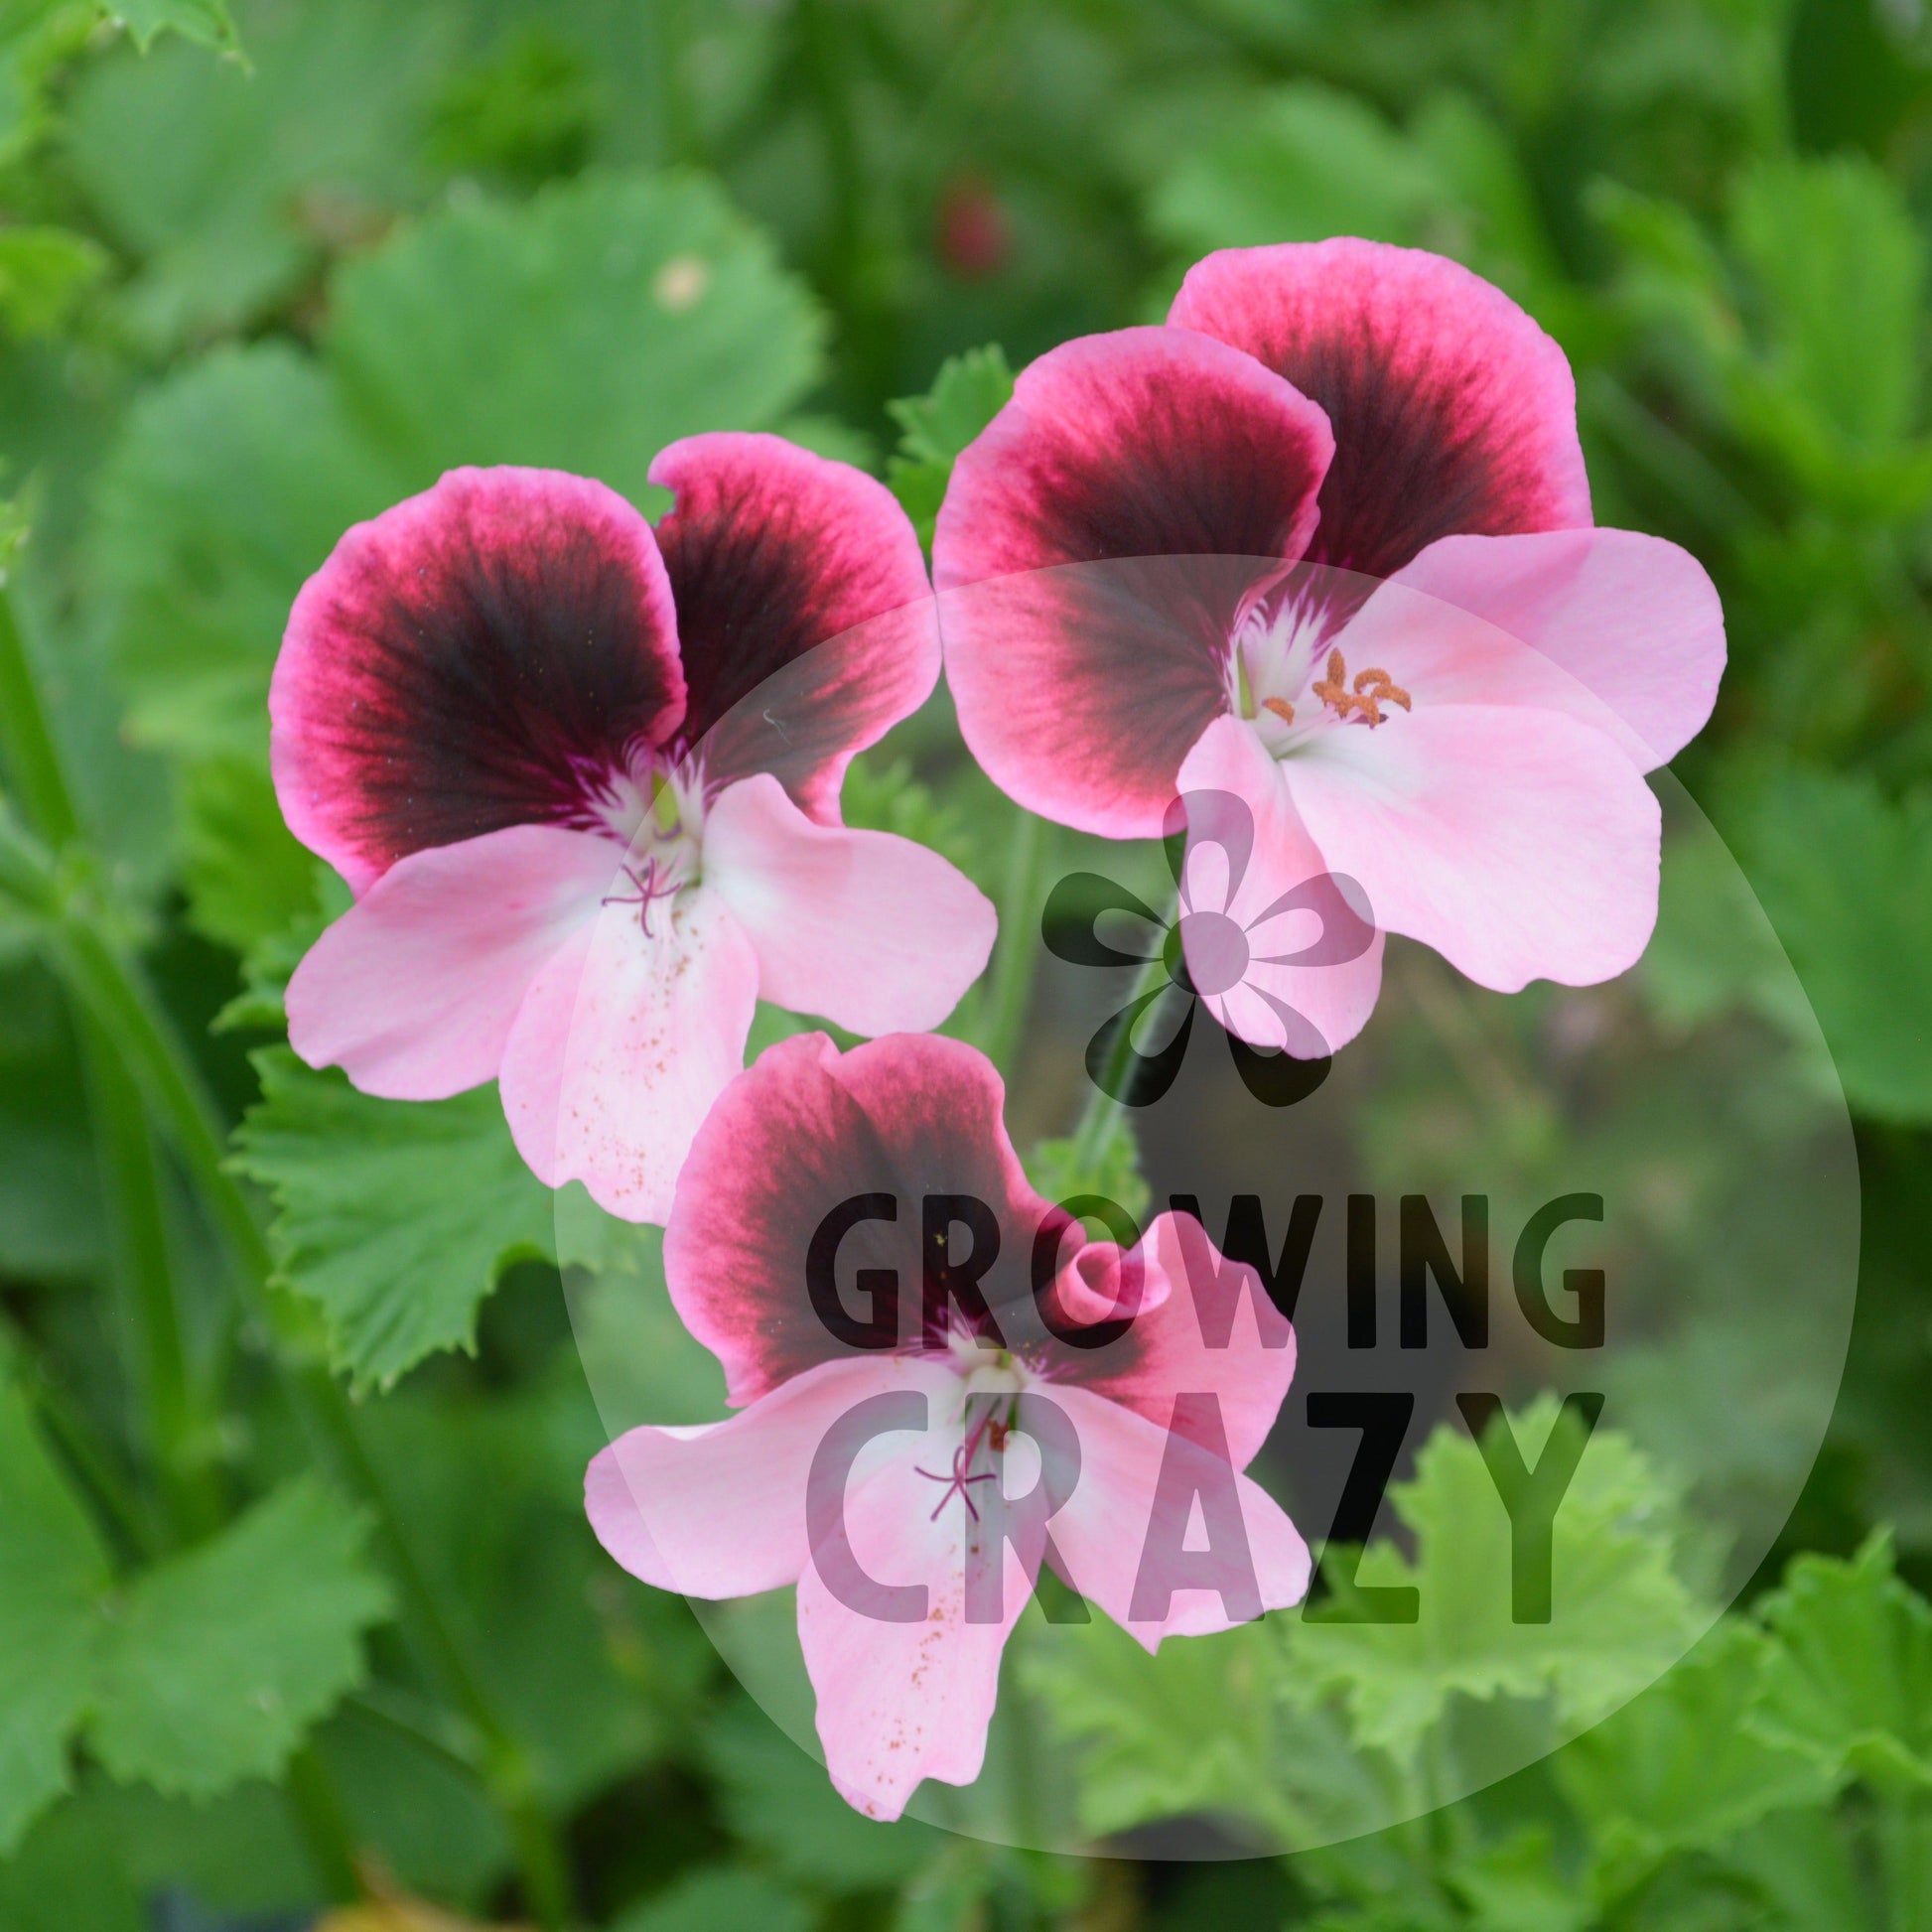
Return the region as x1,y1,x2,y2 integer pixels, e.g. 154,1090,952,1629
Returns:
648,432,938,821
661,1030,1288,1418
272,466,686,894
661,1033,1054,1405
933,325,1335,838
1169,240,1590,594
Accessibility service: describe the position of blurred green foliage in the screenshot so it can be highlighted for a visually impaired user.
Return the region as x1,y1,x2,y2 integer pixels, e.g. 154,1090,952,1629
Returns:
3,0,1932,1927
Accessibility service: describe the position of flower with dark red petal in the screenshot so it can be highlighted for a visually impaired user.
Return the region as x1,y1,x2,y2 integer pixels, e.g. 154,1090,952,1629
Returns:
585,1032,1310,1820
272,443,996,1222
934,241,1726,1057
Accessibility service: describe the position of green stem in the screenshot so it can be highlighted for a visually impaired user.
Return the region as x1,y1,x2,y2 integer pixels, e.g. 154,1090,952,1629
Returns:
17,1344,159,1562
0,577,80,847
284,1744,363,1903
0,599,573,1925
60,906,573,1919
978,809,1044,1072
78,1021,226,1541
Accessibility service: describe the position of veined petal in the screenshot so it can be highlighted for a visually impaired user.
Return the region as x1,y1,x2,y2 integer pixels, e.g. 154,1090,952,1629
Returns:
649,433,937,819
662,1034,1050,1406
585,1354,955,1599
1346,528,1725,770
1173,717,1385,1057
1170,241,1589,586
703,773,996,1035
272,466,685,894
796,1382,1032,1821
1283,705,1662,993
285,824,614,1100
1067,1210,1297,1469
934,326,1334,838
498,881,759,1223
1046,1384,1311,1654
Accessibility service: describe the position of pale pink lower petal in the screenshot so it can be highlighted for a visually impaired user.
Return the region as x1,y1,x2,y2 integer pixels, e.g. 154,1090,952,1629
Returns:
1067,1212,1296,1468
1338,528,1725,769
498,882,759,1222
702,774,997,1035
285,824,614,1100
1045,1384,1311,1653
585,1355,954,1598
1175,716,1385,1056
1284,705,1661,993
796,1387,1031,1820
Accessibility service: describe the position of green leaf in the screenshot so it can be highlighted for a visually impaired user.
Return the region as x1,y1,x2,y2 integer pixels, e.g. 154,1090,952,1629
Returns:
886,345,1013,547
0,1371,110,1854
230,1048,554,1391
354,1382,712,1815
67,3,446,347
1023,1613,1384,1846
179,755,323,955
1024,1132,1151,1225
91,344,398,759
107,0,238,56
1148,82,1443,254
212,866,350,1034
0,227,109,337
92,171,828,765
0,1786,143,1932
1749,1530,1932,1799
89,1478,388,1797
701,1696,937,1889
1444,1827,1591,1932
1598,157,1932,515
1295,1400,1704,1764
1556,1621,1839,1899
613,1868,813,1932
326,170,827,506
1732,767,1932,1121
1730,154,1924,457
0,3,101,170
558,1201,728,1432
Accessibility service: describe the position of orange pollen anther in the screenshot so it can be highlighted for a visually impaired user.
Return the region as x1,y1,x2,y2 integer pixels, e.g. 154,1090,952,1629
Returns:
1262,696,1296,727
1311,649,1412,728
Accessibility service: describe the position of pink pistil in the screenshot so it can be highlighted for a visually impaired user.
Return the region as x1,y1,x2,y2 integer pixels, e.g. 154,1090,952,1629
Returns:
602,858,679,936
916,1437,998,1522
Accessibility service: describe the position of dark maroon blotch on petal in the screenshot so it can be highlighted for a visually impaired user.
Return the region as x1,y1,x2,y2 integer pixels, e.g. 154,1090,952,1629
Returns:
272,466,686,892
649,433,936,820
1170,241,1590,590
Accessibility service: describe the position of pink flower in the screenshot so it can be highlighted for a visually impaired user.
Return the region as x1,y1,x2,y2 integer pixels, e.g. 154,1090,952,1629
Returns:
272,443,996,1222
584,1031,1309,1820
934,240,1725,1057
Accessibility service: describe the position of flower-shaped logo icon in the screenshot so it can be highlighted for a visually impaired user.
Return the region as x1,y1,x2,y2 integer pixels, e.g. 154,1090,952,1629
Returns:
1043,787,1376,1108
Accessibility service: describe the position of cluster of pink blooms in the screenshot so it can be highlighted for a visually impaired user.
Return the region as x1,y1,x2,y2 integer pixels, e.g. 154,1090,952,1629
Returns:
271,240,1724,1820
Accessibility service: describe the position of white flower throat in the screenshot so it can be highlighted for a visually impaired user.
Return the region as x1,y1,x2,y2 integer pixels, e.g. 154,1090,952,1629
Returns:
591,758,706,933
1231,599,1412,759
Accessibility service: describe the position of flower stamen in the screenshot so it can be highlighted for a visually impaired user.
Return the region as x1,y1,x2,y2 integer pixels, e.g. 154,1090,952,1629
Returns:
1262,696,1296,728
1312,649,1411,728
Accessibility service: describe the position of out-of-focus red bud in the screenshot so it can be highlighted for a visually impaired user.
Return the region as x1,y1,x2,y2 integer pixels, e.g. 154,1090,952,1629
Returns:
935,176,1011,281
